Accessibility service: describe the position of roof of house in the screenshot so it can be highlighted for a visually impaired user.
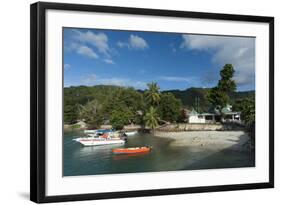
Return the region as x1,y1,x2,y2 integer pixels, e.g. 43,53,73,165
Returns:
189,108,198,115
221,104,232,114
184,104,241,117
182,108,199,116
208,104,238,114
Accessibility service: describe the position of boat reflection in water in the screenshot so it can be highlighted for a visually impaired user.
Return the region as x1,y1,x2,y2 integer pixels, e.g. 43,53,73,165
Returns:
113,151,150,160
73,143,124,160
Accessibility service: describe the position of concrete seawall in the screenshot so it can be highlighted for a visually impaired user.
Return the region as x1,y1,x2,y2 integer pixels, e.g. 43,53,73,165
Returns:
156,123,244,131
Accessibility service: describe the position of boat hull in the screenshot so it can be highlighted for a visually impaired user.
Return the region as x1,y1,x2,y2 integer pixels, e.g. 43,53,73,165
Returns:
113,147,151,154
124,131,138,136
76,138,125,146
84,129,114,134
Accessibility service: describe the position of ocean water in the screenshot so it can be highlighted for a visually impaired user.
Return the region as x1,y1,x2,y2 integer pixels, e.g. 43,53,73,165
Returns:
63,131,255,176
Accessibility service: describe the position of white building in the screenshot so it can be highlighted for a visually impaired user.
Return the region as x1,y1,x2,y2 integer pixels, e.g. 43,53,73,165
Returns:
184,104,241,124
186,108,206,123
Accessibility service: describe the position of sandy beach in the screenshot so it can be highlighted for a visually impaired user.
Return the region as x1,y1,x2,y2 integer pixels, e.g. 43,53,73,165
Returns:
155,131,252,152
153,131,254,169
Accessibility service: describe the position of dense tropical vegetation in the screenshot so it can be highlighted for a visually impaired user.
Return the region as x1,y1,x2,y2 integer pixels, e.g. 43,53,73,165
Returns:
206,64,255,126
233,98,255,125
64,64,255,131
144,106,159,133
207,64,237,117
64,83,183,130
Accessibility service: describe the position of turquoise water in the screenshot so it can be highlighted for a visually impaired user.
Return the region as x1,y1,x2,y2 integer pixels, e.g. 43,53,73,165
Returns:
63,131,255,176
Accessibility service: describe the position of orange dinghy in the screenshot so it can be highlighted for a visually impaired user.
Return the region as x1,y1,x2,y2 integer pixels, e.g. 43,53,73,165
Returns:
112,146,151,154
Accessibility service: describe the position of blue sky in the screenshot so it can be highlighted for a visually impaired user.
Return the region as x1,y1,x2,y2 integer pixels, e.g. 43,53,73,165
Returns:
64,28,255,91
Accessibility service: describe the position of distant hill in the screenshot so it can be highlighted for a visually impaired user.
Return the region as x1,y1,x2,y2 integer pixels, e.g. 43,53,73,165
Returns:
164,87,255,112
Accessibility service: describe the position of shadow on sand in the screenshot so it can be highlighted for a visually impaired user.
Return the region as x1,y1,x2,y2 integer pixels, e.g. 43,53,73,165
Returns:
181,134,255,171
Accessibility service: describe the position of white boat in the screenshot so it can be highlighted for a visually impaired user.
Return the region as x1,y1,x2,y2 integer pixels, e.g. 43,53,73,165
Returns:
73,133,100,141
84,130,97,134
87,131,119,138
124,131,138,136
84,129,114,134
75,137,126,146
74,131,127,146
87,133,98,138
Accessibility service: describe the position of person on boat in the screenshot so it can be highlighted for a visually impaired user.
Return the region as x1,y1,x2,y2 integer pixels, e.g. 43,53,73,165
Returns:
101,133,109,139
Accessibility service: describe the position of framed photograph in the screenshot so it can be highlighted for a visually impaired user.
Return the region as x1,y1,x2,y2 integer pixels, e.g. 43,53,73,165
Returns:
30,2,274,203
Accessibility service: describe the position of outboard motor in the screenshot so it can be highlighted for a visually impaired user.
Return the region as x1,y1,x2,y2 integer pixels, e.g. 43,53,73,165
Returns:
121,134,128,142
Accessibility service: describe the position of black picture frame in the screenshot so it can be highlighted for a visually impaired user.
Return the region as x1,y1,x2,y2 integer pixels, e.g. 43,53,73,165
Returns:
30,1,274,203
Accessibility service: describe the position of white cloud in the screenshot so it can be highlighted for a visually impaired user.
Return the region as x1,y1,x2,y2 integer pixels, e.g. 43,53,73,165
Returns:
104,59,115,64
65,42,99,60
117,41,128,48
117,35,149,50
133,81,147,89
181,34,255,88
233,74,255,86
82,74,146,89
73,30,110,56
83,74,97,82
129,35,149,50
77,45,99,59
64,42,79,52
64,64,71,70
66,29,118,64
160,76,196,83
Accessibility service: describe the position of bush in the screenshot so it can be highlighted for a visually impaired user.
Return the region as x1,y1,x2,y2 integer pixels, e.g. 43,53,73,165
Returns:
110,110,133,130
70,124,81,129
158,93,182,122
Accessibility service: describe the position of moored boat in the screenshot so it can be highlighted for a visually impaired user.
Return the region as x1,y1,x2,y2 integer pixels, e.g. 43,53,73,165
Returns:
87,133,98,138
112,146,151,154
75,137,125,146
83,130,97,134
124,131,138,136
74,131,127,146
84,129,114,134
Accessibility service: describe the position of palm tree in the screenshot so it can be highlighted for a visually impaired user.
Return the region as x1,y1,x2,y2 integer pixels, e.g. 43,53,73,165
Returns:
145,82,161,106
144,106,159,134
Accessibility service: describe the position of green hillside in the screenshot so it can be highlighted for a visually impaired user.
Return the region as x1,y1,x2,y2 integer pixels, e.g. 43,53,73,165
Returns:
165,87,255,112
64,85,255,124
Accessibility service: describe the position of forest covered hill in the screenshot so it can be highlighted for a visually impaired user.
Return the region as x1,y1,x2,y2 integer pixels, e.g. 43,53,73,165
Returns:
164,87,255,112
64,85,254,124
